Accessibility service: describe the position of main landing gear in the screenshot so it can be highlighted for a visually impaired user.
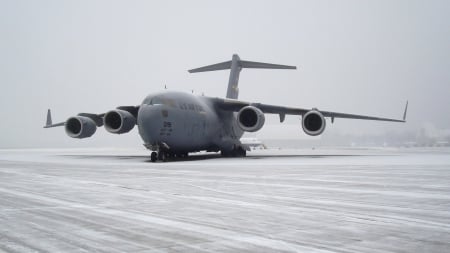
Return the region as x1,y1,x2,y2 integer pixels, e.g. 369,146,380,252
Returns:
150,151,158,162
221,146,247,157
150,151,188,162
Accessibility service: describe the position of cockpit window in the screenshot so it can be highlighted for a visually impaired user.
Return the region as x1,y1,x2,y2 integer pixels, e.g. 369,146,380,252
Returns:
150,96,162,105
144,96,176,107
142,96,153,105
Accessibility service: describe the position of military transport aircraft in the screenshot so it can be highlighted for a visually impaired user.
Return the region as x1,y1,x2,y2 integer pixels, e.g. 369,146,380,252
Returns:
44,54,408,162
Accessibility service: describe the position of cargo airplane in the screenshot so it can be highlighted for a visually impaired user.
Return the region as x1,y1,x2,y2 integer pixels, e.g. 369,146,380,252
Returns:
44,54,408,162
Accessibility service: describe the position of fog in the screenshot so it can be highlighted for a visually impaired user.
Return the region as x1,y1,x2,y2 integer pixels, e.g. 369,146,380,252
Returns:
0,0,449,148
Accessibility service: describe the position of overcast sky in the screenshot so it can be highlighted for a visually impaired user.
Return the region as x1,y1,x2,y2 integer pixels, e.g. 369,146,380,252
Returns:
0,0,449,148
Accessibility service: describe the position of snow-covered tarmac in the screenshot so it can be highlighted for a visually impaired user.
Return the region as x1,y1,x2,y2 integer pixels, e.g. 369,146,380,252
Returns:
0,148,449,252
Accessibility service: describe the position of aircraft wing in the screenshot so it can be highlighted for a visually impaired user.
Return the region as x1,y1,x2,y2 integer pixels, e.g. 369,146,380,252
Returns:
43,106,139,128
211,98,408,123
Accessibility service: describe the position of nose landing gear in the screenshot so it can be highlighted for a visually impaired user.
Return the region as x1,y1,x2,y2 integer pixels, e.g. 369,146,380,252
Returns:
150,151,168,162
148,142,173,162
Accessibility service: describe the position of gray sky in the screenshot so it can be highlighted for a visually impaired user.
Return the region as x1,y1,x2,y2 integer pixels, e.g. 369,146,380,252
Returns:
0,0,449,148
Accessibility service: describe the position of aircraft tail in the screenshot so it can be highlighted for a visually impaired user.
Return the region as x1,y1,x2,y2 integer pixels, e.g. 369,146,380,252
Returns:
188,54,296,99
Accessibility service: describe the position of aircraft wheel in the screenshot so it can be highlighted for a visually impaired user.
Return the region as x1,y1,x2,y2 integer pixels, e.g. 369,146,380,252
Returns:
223,147,246,157
235,148,243,157
220,150,229,157
240,148,247,157
150,152,157,162
177,152,188,158
158,151,167,162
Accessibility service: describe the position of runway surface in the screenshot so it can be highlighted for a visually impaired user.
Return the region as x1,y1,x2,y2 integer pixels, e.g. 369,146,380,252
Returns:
0,147,449,252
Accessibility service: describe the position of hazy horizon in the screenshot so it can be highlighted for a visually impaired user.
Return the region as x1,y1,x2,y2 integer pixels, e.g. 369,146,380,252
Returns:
1,0,449,148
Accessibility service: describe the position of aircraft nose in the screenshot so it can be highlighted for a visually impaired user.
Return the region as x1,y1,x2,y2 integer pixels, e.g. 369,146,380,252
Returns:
137,104,160,144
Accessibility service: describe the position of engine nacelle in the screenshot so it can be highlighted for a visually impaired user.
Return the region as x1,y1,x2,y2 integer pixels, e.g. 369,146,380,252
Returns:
104,109,136,134
237,106,265,132
302,110,326,136
65,116,97,139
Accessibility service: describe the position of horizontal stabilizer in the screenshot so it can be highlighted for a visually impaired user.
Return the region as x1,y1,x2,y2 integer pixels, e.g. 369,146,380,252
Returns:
188,61,232,73
239,60,296,70
188,57,296,73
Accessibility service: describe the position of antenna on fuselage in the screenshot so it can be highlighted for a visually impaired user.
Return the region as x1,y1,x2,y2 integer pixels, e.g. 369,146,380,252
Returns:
188,54,297,99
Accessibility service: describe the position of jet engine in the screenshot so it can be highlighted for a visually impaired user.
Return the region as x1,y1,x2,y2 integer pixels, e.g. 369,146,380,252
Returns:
65,116,97,139
237,106,265,132
104,109,136,134
302,110,326,136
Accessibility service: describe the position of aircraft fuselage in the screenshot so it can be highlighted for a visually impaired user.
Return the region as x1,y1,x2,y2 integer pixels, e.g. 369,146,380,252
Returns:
137,91,243,153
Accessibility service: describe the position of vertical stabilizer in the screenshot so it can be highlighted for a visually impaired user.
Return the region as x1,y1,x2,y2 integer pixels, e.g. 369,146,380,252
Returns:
227,54,241,99
188,54,296,99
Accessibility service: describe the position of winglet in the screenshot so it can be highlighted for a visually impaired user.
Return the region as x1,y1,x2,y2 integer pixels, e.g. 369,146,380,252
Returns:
43,109,65,128
403,100,408,122
45,109,52,127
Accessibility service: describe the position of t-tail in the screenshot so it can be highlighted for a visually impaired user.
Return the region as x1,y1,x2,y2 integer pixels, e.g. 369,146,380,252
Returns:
188,54,296,99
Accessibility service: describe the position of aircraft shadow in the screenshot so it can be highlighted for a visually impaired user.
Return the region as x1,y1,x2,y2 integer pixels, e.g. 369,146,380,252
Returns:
61,153,374,163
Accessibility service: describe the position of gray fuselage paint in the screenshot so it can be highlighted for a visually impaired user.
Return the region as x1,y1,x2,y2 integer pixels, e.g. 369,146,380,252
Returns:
137,91,243,153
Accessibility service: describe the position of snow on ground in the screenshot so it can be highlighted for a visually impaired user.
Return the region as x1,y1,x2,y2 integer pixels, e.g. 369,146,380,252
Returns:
0,147,449,252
